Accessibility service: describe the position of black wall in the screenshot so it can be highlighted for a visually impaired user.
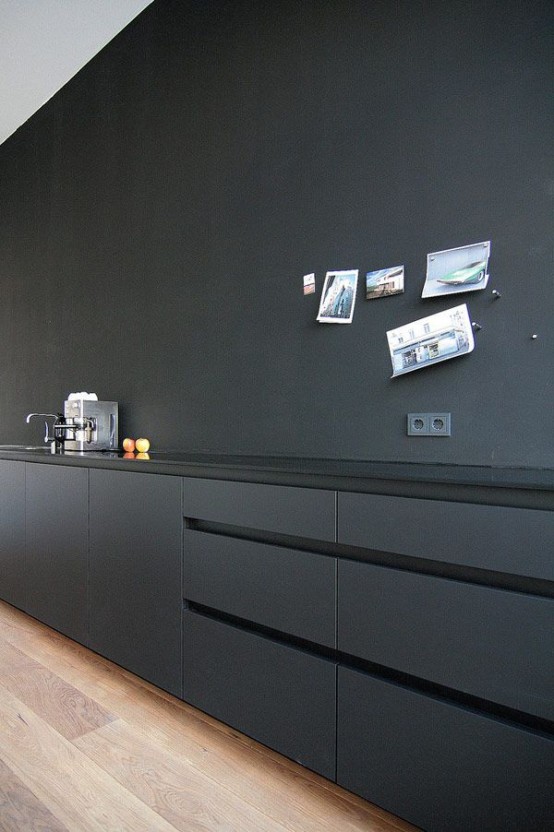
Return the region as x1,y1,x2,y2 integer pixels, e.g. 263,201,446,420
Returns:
1,0,552,466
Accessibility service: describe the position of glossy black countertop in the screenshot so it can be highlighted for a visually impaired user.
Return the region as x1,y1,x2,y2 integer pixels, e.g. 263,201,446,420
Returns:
0,446,552,508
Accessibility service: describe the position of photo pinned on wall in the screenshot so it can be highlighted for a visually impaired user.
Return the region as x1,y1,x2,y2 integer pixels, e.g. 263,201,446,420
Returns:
303,273,316,295
387,303,474,378
317,270,359,323
421,240,491,299
366,265,404,300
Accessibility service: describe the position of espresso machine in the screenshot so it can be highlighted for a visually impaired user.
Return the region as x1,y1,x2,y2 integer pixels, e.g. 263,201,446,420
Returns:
62,395,118,451
27,393,118,452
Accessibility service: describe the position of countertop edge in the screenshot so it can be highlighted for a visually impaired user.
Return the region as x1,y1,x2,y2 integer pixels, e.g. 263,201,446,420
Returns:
1,449,552,509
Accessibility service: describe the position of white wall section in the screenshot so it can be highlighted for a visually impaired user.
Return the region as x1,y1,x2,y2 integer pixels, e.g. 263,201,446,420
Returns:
0,0,153,145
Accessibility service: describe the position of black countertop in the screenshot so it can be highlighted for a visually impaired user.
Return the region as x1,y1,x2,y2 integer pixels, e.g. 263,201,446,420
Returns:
0,446,552,508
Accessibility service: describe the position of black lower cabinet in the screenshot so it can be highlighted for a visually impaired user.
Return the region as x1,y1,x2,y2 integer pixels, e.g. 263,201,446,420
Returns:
3,459,551,832
0,460,26,611
25,464,88,644
182,610,337,780
89,469,182,697
337,666,554,832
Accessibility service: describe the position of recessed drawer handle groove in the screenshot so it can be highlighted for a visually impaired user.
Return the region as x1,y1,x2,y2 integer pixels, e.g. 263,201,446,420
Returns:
184,603,554,738
185,522,554,598
184,518,338,557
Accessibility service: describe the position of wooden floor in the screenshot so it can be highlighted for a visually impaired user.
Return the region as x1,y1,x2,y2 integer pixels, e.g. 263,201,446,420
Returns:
0,600,418,832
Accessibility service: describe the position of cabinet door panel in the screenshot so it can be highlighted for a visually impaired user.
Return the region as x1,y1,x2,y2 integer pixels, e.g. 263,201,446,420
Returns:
339,559,554,720
0,460,26,610
184,529,336,647
338,491,554,580
184,477,336,541
183,611,336,780
26,464,88,643
89,470,182,697
338,666,554,832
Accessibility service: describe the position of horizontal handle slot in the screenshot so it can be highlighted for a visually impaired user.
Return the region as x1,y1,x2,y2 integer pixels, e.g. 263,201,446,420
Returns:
184,519,554,599
184,603,553,739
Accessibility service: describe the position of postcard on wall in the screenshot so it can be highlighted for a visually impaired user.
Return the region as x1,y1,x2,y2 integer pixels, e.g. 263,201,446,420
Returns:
317,270,359,323
303,273,316,295
387,303,474,377
366,265,404,300
421,241,490,299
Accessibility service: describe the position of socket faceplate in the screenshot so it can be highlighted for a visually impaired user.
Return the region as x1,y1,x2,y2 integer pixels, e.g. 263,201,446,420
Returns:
407,412,451,436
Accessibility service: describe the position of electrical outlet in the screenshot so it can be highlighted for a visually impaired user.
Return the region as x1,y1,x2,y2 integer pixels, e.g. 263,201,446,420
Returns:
407,413,451,436
429,414,451,435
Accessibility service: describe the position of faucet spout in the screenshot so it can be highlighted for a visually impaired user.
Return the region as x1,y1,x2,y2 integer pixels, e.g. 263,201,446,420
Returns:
26,412,59,424
26,413,65,446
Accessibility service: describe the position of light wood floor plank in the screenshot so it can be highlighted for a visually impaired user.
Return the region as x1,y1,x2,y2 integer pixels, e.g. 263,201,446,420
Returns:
74,719,293,832
0,687,181,831
0,601,419,832
0,640,116,740
6,632,408,832
0,757,69,832
0,639,36,674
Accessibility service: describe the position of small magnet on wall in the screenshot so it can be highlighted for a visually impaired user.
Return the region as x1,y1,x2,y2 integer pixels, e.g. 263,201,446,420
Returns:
471,321,482,331
491,289,501,299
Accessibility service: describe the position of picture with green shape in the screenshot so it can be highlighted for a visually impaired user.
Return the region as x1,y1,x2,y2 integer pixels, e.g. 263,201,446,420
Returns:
422,241,490,298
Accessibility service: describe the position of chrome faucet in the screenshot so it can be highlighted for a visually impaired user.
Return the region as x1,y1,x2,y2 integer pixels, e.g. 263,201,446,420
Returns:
26,411,99,450
26,413,66,447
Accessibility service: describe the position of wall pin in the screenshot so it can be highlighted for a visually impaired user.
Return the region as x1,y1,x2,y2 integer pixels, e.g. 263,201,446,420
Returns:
472,322,482,331
491,289,501,299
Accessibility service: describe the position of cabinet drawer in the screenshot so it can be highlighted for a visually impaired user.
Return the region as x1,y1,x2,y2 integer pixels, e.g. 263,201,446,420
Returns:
182,611,336,780
337,666,554,832
338,491,554,580
184,529,336,647
183,477,335,541
338,559,554,720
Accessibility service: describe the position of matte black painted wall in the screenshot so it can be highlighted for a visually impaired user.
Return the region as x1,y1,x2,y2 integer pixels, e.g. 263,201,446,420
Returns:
1,0,552,466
